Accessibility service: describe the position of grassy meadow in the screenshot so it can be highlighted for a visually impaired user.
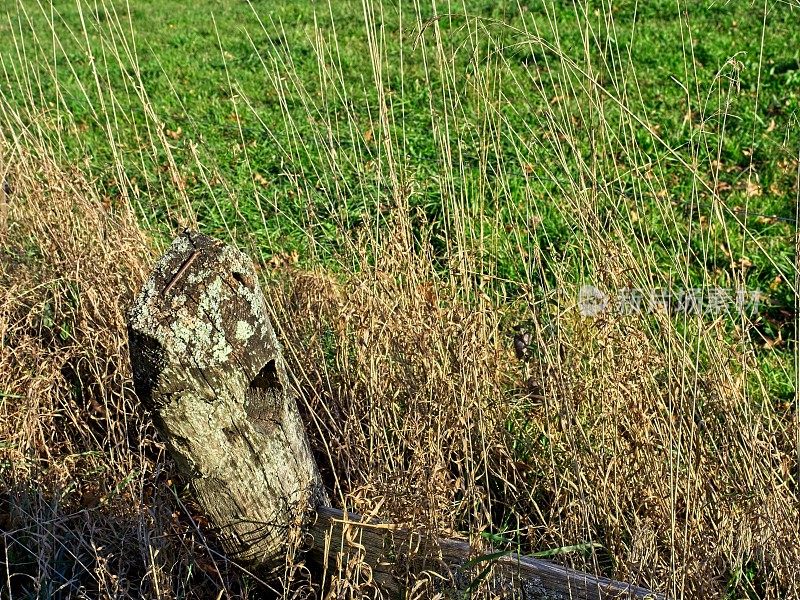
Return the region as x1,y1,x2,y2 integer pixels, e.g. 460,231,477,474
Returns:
1,0,798,598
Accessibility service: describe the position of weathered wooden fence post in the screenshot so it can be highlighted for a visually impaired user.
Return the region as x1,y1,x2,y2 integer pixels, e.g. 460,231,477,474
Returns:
128,230,327,570
128,231,665,599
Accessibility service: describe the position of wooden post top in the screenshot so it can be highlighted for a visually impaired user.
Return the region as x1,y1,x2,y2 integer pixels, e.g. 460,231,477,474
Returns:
128,231,283,408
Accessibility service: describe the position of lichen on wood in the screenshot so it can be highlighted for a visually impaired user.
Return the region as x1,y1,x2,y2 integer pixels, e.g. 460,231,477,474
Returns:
128,230,326,570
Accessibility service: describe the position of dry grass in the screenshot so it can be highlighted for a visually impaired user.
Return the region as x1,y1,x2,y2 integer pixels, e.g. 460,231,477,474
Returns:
1,120,798,600
0,142,263,598
270,212,799,598
0,1,798,599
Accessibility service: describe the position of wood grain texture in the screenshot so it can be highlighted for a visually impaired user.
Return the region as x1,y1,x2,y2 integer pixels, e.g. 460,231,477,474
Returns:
306,506,665,599
128,231,326,570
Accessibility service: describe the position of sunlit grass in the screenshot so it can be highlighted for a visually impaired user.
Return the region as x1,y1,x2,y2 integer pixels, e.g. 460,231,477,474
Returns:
0,0,797,597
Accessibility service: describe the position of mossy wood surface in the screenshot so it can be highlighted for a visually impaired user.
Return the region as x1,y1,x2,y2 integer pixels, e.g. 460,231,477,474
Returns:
128,230,326,570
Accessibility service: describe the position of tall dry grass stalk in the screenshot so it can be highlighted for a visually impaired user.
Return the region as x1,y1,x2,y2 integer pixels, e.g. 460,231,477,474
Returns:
0,139,270,597
0,0,797,598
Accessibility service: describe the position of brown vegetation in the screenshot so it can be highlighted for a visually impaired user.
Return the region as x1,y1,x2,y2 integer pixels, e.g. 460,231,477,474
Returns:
2,138,799,598
1,1,798,596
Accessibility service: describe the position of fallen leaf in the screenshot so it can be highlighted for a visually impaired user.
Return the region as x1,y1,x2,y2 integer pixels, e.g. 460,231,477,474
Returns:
763,332,783,349
745,180,762,198
267,251,299,270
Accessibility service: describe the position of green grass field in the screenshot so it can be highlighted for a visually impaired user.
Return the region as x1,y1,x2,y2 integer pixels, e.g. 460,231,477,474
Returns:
4,0,795,402
1,0,798,597
4,1,798,257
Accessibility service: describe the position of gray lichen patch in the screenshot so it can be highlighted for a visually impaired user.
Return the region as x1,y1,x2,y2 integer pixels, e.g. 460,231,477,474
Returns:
170,234,192,256
128,277,157,330
155,273,246,370
197,276,234,365
236,320,254,342
238,280,280,354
